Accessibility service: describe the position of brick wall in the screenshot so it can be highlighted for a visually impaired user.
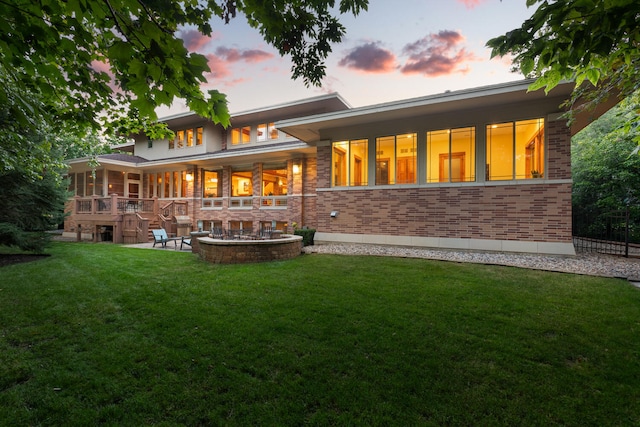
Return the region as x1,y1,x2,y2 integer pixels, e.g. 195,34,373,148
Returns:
313,117,573,243
316,183,572,242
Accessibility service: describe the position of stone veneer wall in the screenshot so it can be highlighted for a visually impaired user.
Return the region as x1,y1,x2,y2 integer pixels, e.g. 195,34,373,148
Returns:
198,236,303,264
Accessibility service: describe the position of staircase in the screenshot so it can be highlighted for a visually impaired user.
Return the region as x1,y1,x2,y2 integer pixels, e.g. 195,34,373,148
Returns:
147,218,161,242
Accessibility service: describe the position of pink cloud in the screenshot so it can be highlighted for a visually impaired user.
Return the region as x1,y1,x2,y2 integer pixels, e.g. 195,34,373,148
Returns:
180,30,213,52
457,0,488,8
215,47,273,63
338,42,398,73
204,54,232,79
400,30,478,77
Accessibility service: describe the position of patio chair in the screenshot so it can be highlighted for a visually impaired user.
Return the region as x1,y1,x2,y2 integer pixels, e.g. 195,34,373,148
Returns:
152,229,178,249
180,236,192,250
211,227,225,239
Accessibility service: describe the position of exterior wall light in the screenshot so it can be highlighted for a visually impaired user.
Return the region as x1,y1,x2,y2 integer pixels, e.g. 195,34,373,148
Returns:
330,210,339,218
292,164,300,174
186,173,194,182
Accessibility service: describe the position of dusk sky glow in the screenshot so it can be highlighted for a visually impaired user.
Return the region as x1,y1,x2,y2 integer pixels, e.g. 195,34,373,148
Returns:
161,0,534,116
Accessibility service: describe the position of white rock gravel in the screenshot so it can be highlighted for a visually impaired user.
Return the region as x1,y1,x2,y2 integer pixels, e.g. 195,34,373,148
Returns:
302,243,640,282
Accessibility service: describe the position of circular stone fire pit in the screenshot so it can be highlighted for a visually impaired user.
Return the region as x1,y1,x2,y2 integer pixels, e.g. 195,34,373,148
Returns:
197,235,303,264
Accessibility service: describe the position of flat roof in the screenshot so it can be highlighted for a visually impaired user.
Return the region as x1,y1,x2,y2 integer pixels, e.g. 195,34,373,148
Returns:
276,80,578,142
157,92,351,128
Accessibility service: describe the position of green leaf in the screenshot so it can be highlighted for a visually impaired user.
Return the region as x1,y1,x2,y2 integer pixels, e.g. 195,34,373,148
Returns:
585,68,601,86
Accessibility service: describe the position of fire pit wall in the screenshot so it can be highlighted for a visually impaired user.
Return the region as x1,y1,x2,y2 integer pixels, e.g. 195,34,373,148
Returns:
197,235,303,264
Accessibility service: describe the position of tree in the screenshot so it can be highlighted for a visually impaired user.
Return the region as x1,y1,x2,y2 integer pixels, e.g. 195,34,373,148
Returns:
0,76,115,251
0,0,368,140
487,0,640,142
572,92,640,241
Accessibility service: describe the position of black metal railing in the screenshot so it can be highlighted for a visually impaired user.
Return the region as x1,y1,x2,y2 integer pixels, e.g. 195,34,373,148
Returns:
573,206,640,257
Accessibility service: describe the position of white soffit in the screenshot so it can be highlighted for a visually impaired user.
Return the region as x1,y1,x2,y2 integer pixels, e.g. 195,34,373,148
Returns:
277,80,576,142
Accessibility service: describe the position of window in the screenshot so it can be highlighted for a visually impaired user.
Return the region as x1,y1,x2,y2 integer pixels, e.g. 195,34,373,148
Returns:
172,172,179,197
268,123,279,140
186,129,194,147
332,139,368,186
203,171,221,198
376,133,416,185
163,172,170,198
181,171,189,197
148,173,156,197
427,127,476,183
175,130,185,149
258,123,278,142
231,126,251,145
231,170,253,196
257,123,267,142
262,166,287,197
196,127,203,145
77,172,85,197
94,170,104,196
228,220,253,233
486,119,544,180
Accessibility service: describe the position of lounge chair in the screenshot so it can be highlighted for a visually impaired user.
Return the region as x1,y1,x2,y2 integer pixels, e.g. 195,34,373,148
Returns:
152,229,179,249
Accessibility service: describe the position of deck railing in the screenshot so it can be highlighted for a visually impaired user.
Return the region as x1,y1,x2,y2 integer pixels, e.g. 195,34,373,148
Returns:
74,195,158,215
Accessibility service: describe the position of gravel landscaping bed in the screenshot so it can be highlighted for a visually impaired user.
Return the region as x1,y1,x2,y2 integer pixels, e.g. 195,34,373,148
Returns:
303,243,640,282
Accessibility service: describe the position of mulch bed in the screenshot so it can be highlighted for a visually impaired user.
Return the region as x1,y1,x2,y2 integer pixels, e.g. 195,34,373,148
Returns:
0,254,50,267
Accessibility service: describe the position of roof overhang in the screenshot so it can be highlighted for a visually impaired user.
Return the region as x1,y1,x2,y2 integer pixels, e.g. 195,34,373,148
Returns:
276,80,612,143
135,142,315,170
157,92,352,129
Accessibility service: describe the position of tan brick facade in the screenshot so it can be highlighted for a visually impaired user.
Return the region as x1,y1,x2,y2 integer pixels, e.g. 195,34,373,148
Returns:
312,118,573,244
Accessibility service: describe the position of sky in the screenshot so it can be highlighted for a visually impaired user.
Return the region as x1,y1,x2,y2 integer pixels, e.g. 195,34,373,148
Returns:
160,0,535,116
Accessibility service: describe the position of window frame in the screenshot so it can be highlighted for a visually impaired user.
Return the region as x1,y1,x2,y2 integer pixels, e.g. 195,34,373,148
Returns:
486,118,545,181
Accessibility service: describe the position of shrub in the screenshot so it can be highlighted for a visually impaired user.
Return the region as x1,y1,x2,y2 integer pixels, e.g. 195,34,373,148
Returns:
294,228,315,246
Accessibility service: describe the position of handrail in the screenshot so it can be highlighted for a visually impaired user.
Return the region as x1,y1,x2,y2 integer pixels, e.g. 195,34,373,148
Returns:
74,195,157,215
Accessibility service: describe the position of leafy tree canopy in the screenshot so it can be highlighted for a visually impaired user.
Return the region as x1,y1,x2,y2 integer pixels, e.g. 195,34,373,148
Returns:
0,0,368,138
572,91,640,210
487,0,640,142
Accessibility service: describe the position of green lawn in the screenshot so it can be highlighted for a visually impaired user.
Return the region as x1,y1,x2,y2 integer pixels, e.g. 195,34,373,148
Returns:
1,242,639,426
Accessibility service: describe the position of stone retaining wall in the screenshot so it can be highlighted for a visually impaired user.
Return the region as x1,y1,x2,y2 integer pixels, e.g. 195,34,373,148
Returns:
198,235,303,264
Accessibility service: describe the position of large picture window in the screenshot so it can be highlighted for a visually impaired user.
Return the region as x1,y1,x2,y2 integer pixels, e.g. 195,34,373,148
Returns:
203,171,221,198
231,170,253,196
427,127,476,183
262,166,287,196
332,139,368,187
486,119,544,180
376,133,416,185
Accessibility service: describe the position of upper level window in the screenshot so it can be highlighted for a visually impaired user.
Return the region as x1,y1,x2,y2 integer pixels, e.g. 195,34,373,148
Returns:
231,126,251,145
168,127,203,149
332,139,368,187
486,119,544,180
175,130,185,149
269,123,279,139
257,123,280,142
203,170,221,198
257,123,267,142
427,127,476,183
376,133,417,185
